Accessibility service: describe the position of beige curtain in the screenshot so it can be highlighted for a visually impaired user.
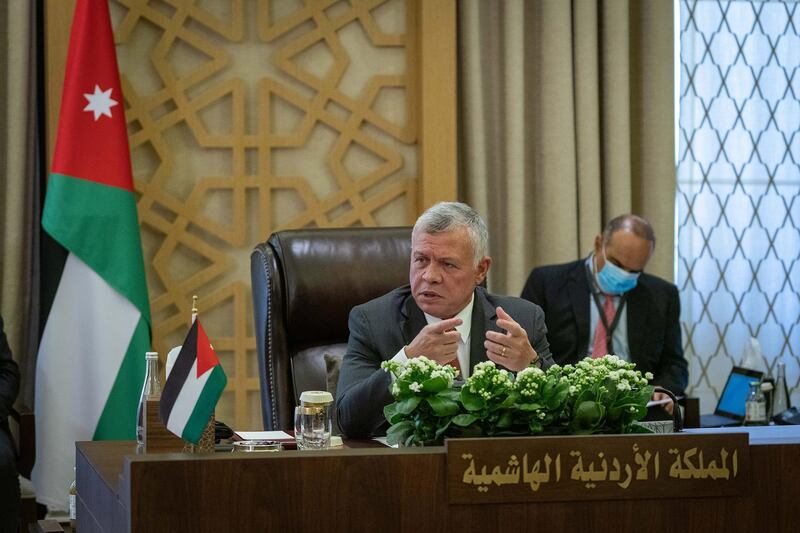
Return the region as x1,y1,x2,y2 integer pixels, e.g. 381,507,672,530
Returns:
459,0,675,296
0,1,39,401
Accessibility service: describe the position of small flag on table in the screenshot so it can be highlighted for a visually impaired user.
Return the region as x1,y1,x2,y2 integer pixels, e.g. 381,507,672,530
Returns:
159,320,227,444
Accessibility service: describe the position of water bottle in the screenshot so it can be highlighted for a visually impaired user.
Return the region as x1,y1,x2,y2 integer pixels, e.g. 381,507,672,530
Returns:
744,381,767,426
772,361,791,418
68,466,77,528
136,352,162,446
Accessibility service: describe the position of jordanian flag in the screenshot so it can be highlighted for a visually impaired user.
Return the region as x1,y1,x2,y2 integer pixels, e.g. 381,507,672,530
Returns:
160,320,227,444
32,0,150,509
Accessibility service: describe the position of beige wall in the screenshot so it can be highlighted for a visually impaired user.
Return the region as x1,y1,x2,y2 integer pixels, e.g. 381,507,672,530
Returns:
46,0,456,429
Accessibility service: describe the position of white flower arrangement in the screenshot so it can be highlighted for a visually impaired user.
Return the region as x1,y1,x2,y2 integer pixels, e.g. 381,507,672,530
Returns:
381,354,655,446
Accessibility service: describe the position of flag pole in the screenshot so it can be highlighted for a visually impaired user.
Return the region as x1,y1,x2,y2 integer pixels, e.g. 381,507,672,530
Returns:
187,294,199,453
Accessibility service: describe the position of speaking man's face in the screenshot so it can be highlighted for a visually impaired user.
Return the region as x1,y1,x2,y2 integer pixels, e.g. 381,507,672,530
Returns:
409,227,490,319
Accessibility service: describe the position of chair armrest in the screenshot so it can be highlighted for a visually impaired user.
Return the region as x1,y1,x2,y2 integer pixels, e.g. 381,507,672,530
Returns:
678,396,700,428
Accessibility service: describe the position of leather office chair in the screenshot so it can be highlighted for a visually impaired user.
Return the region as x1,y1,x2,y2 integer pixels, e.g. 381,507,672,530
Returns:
250,227,412,431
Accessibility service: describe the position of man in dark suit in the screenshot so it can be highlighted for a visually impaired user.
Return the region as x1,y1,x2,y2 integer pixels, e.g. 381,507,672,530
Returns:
520,215,687,412
337,202,554,438
0,314,21,532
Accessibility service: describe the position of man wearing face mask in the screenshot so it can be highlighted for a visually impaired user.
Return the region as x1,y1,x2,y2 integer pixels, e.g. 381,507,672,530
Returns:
520,215,688,410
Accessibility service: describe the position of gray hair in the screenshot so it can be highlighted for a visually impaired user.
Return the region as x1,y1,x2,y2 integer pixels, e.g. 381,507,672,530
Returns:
412,202,489,266
602,214,656,248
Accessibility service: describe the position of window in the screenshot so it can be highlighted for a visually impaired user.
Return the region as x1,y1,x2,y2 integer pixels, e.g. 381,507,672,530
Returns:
677,0,799,409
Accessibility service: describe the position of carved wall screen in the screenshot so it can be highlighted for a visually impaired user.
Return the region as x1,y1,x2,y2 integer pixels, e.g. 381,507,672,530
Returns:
46,0,457,430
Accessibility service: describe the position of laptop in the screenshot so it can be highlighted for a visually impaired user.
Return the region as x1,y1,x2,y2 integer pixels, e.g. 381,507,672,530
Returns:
699,366,764,427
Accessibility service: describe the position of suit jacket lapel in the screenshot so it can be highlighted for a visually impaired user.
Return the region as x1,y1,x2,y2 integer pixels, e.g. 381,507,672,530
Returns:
401,292,427,346
469,288,498,370
569,261,591,353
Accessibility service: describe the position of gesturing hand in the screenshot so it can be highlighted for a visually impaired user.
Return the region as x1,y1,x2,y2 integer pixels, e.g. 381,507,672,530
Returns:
484,306,538,371
404,317,463,365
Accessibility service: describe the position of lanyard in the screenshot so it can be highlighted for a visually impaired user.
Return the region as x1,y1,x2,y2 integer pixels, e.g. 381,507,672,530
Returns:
585,259,627,354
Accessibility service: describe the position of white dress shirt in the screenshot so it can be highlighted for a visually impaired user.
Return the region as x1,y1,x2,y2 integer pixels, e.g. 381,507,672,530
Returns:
391,294,475,378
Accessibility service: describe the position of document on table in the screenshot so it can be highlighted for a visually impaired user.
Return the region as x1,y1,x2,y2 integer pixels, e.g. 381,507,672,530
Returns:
373,437,397,448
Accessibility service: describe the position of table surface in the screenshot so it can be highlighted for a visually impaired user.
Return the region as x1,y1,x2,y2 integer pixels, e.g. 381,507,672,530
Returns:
81,436,388,488
76,429,800,533
684,424,800,444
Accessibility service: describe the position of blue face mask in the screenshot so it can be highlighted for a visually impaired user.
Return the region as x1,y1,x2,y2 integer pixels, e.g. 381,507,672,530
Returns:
595,248,640,294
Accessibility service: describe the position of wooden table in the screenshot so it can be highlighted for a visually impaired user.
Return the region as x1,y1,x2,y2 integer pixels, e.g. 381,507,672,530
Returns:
75,429,800,532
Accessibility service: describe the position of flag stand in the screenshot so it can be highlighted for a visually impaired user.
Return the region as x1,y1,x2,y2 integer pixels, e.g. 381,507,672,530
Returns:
143,399,215,453
182,415,216,454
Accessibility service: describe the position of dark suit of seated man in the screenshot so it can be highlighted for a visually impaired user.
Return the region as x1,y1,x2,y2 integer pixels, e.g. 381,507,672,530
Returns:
337,202,554,438
520,214,688,414
0,314,21,533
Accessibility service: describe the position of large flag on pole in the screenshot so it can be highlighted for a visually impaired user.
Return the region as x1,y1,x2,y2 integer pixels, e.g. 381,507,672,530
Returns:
160,320,227,444
32,0,150,509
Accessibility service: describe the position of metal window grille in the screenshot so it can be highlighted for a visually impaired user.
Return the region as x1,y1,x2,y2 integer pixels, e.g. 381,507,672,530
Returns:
677,0,799,411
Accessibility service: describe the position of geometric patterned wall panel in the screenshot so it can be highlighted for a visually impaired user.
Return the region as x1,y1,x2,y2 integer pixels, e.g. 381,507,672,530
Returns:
677,0,799,413
109,0,421,430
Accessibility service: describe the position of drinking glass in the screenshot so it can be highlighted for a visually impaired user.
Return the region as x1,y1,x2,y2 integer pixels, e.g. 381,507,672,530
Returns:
294,405,331,450
294,406,306,450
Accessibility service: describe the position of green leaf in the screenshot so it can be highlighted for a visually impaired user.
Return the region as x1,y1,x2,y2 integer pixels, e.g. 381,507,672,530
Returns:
573,400,604,430
421,375,448,393
517,402,543,412
383,402,408,425
545,384,570,409
573,388,592,406
426,395,460,416
496,411,513,428
460,387,485,411
383,402,397,424
386,421,413,446
396,395,422,415
626,423,654,434
395,379,411,395
498,392,517,409
434,419,452,439
528,421,544,434
437,388,461,402
451,413,479,427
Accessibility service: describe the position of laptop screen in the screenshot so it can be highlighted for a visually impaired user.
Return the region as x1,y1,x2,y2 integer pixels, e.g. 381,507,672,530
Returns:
716,366,764,418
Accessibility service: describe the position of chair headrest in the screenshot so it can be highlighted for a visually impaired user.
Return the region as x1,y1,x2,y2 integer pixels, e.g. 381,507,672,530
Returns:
268,227,412,345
